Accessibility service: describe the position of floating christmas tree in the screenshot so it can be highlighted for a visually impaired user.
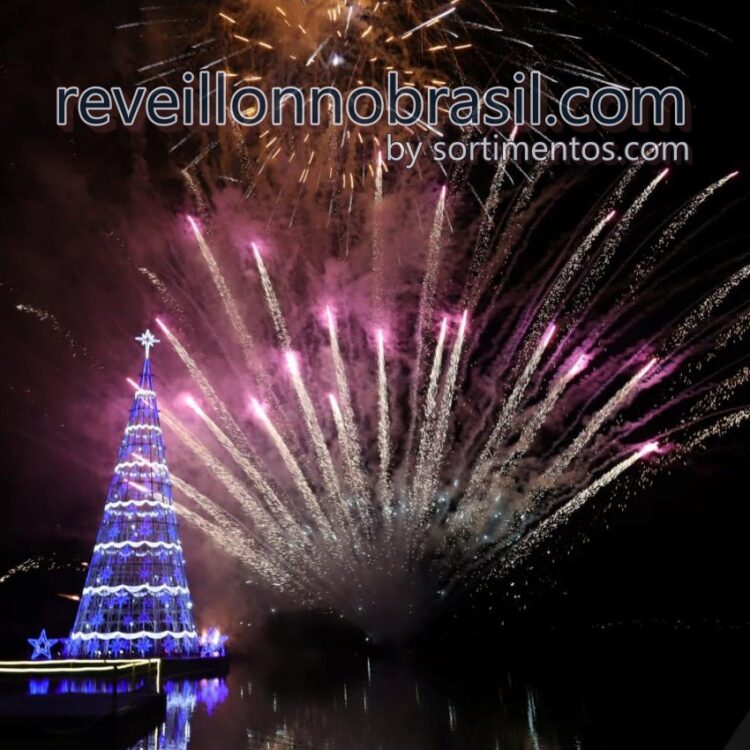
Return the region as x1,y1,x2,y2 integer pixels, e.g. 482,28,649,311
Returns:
67,330,199,658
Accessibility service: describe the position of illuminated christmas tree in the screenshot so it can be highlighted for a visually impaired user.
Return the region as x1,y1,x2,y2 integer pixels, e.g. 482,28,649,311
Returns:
67,330,199,658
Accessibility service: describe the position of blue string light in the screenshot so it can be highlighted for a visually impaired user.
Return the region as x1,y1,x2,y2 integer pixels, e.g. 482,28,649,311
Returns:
28,629,59,660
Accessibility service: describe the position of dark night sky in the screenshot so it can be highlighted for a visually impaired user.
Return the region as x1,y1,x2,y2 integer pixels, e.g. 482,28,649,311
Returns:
0,0,748,644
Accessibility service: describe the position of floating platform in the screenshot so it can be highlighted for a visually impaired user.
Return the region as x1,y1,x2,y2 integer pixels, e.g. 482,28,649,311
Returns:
0,659,165,748
0,655,229,746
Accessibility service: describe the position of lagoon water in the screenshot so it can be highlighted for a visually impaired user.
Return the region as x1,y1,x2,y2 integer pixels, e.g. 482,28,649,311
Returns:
124,639,749,750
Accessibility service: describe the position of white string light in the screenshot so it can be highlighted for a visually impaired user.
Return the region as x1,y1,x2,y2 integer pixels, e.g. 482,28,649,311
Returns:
82,584,190,596
70,629,198,642
93,540,182,551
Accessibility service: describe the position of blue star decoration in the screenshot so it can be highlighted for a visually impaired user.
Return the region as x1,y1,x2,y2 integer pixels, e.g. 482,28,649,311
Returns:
28,629,59,660
199,627,228,658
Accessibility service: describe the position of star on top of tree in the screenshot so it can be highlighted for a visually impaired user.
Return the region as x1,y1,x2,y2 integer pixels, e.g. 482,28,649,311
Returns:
135,329,160,358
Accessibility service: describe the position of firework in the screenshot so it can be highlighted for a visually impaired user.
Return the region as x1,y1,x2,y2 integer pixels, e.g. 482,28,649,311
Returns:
122,160,746,641
15,2,745,642
118,0,728,241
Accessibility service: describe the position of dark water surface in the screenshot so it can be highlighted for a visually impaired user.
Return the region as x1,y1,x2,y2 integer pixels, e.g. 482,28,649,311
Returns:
125,636,750,749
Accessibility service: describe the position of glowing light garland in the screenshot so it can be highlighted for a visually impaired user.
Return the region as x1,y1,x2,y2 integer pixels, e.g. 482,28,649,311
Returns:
70,630,198,642
125,424,163,434
81,584,190,596
115,459,169,473
105,499,172,511
93,540,183,551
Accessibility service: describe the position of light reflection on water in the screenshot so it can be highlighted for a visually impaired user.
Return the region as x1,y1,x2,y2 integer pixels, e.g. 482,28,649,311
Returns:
28,677,149,694
129,678,229,750
125,659,588,750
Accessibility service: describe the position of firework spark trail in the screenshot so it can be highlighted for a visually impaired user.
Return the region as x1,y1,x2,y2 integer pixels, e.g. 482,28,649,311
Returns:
187,216,259,365
401,6,457,39
414,311,469,527
463,322,557,505
714,307,750,351
460,161,550,359
173,474,347,604
459,354,592,540
328,394,359,495
326,307,368,501
671,408,750,456
376,329,394,509
250,397,340,548
493,442,661,580
625,172,739,292
635,406,750,499
425,318,449,416
563,175,743,369
155,317,254,454
689,366,750,417
158,410,283,541
182,170,209,217
16,304,90,359
625,373,750,465
138,268,182,317
527,211,616,345
467,357,594,554
174,503,266,573
170,474,246,536
173,493,324,604
115,17,194,30
253,243,292,349
284,352,350,529
526,171,677,412
183,396,299,532
602,290,749,422
463,127,517,309
666,264,750,352
539,358,658,492
544,340,659,467
629,37,687,76
407,186,448,461
570,168,669,316
372,152,385,312
413,317,449,490
170,475,278,576
229,119,253,184
248,242,323,451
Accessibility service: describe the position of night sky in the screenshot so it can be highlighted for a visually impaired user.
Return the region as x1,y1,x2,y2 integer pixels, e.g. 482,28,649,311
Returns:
0,0,748,652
